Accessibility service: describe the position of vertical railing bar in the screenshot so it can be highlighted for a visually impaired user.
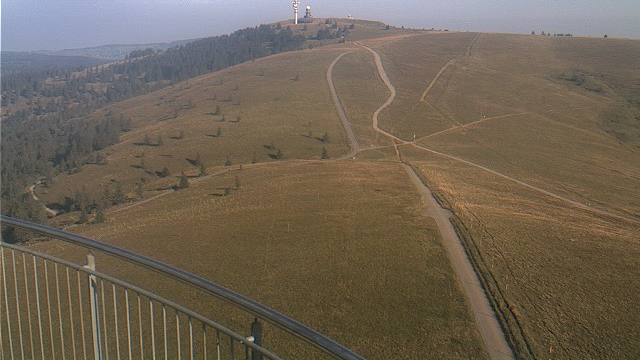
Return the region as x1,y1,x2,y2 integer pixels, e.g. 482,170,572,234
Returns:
189,316,194,360
44,259,57,360
137,294,144,360
1,245,15,360
35,256,46,360
23,253,36,360
66,268,77,360
77,270,88,360
0,254,4,360
10,250,26,360
125,289,132,360
86,254,101,360
101,280,109,360
244,342,249,360
176,311,181,360
162,305,167,360
54,263,66,360
112,284,121,360
216,329,220,360
150,300,156,360
202,324,207,360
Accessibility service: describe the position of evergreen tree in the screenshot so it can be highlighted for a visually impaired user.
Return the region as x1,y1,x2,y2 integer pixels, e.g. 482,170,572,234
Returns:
161,166,171,178
199,163,207,177
321,147,329,159
179,173,189,189
95,208,105,223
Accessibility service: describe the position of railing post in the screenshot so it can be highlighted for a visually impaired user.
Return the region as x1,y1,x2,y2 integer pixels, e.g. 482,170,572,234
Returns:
251,318,263,360
86,253,103,360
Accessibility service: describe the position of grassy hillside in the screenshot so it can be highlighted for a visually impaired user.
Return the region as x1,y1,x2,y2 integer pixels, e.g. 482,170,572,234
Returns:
35,162,488,360
361,33,640,358
22,26,640,360
36,45,355,212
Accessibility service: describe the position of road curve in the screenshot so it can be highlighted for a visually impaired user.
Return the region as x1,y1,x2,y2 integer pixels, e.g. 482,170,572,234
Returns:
359,44,407,144
359,43,515,360
327,52,361,158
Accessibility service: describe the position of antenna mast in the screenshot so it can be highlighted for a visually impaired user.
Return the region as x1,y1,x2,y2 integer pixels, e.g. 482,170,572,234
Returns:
292,0,299,24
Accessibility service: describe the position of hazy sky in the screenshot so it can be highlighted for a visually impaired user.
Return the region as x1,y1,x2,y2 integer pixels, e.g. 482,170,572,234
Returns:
2,0,639,51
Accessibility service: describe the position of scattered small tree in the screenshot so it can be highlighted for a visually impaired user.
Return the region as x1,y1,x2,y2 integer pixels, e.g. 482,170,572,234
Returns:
321,147,329,159
179,173,189,189
385,25,391,30
195,153,202,166
276,148,283,159
78,210,89,224
113,181,125,204
199,163,207,177
604,34,608,38
161,166,170,178
322,132,330,143
136,182,144,198
223,188,230,196
95,208,105,223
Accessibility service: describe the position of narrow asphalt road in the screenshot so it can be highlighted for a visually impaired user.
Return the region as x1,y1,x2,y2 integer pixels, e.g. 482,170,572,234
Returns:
359,43,516,360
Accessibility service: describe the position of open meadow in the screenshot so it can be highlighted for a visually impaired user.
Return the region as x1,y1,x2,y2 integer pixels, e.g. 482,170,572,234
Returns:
32,161,488,360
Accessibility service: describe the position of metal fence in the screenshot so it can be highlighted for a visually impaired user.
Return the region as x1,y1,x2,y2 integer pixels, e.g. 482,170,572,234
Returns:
0,215,366,360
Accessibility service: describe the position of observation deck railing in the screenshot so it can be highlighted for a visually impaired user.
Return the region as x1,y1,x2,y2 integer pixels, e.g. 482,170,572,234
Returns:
0,215,366,360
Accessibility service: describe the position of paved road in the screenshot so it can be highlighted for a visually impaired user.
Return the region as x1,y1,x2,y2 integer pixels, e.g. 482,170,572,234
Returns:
358,43,516,360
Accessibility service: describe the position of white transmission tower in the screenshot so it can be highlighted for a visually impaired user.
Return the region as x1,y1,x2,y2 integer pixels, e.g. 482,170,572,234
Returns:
292,0,299,24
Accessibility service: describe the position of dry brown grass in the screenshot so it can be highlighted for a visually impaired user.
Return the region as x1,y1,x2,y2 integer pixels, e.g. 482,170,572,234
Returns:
407,155,640,359
33,162,489,360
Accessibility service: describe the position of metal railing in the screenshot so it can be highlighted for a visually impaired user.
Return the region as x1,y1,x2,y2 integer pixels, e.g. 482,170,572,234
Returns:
0,215,366,360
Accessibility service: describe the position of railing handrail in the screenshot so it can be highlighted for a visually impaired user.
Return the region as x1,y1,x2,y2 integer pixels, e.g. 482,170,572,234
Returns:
1,240,285,360
0,215,367,360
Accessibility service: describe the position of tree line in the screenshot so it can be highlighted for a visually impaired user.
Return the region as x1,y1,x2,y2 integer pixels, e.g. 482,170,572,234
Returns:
1,24,308,241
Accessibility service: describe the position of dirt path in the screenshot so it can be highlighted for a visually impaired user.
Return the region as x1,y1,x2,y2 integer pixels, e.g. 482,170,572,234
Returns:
358,43,516,360
327,52,361,158
419,59,456,103
402,164,515,360
29,182,58,216
410,142,640,224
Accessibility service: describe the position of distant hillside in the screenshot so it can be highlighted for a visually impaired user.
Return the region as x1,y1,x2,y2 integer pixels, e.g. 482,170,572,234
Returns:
1,52,109,75
35,39,199,60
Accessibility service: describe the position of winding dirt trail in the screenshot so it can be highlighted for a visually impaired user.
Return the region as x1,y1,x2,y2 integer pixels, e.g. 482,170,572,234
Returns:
358,43,639,225
358,43,516,360
326,52,361,158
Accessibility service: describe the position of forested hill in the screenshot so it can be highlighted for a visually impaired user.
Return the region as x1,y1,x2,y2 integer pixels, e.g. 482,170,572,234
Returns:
1,52,110,76
1,24,306,230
